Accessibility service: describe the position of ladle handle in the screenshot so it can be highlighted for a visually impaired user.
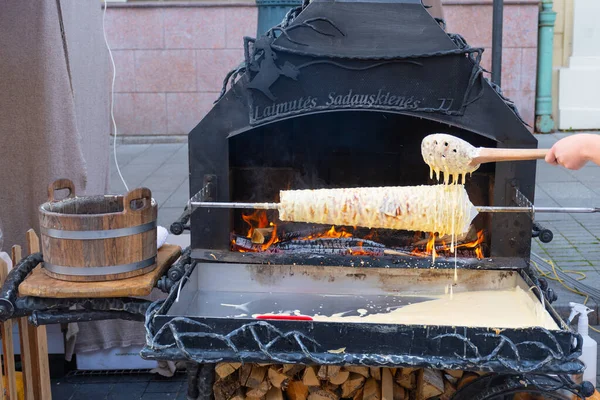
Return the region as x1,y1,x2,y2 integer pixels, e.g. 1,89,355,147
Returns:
473,148,549,164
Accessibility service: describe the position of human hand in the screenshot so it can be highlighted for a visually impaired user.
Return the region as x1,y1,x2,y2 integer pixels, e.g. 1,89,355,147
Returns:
545,134,599,170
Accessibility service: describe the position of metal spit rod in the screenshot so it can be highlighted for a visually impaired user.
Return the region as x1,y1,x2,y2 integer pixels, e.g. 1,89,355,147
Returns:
189,201,600,214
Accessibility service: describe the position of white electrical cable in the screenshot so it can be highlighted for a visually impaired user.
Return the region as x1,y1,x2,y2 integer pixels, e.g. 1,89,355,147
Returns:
102,1,129,192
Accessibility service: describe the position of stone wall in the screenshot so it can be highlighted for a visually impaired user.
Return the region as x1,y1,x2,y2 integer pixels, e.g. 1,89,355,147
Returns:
106,3,257,140
106,0,540,138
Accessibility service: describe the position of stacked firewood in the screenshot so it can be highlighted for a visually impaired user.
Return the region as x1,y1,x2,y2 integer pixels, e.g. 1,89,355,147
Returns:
213,363,484,400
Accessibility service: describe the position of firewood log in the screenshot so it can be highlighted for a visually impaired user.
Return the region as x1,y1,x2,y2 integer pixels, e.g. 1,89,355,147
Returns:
266,386,284,400
442,369,463,385
284,364,307,377
328,366,342,380
240,364,253,386
389,368,397,377
353,387,364,400
318,366,329,380
395,369,416,390
329,369,350,385
392,383,406,400
342,373,366,398
303,366,321,387
215,362,242,379
230,388,245,400
416,369,444,400
439,380,456,400
247,380,271,398
287,380,310,400
381,368,393,400
346,366,370,378
308,389,340,400
456,372,479,390
324,381,342,394
369,368,381,381
363,378,381,400
269,367,290,389
247,366,268,389
214,374,241,400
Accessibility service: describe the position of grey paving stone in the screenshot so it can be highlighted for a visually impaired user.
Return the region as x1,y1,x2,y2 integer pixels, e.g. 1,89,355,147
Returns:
140,393,179,400
158,207,185,228
542,182,597,201
149,190,174,208
534,134,559,147
52,381,78,400
120,164,162,188
162,181,190,209
165,149,189,165
149,162,188,179
536,167,576,183
145,381,183,393
141,174,187,195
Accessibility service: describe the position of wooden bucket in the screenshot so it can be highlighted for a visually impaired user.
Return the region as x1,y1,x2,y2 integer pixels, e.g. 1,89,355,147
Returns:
39,179,158,282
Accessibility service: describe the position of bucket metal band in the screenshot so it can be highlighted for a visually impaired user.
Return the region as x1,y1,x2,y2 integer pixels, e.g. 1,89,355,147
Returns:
43,256,156,276
42,221,156,240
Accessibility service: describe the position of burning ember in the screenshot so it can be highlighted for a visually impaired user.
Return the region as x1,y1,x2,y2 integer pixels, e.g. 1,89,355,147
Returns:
232,211,485,259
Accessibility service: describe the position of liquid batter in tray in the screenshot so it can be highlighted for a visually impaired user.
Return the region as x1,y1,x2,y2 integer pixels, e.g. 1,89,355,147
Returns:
310,286,559,330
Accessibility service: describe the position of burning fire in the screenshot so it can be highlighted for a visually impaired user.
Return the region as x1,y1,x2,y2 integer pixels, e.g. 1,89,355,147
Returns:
411,230,485,259
304,225,352,240
234,211,485,258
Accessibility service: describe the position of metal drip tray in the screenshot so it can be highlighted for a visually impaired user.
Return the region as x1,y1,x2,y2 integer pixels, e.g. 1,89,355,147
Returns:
143,262,583,374
169,263,549,326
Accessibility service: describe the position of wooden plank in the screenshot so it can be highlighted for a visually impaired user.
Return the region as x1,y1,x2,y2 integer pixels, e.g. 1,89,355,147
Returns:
12,245,35,400
0,256,18,400
25,230,52,400
19,244,181,298
381,368,393,400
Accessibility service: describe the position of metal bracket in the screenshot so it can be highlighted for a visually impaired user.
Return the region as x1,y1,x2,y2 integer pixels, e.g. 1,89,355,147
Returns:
189,175,217,205
510,183,534,218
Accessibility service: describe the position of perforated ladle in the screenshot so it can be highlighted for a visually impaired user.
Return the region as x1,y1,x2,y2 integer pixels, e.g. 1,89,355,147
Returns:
421,133,549,181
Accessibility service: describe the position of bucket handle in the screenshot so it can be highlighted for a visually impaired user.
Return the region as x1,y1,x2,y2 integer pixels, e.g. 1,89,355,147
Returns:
123,187,152,214
47,179,76,202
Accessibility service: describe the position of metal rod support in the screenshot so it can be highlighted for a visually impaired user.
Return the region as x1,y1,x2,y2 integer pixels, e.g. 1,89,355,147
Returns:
190,201,600,214
491,0,504,85
190,201,279,210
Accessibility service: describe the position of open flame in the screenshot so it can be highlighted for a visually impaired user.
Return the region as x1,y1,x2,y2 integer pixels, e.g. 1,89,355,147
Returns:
303,225,353,240
234,211,485,258
411,230,485,259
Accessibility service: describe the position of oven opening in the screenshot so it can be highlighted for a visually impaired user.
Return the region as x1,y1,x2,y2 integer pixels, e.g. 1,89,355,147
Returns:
229,111,496,260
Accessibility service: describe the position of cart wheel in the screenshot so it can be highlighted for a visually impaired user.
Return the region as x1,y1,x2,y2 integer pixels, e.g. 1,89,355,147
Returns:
452,373,590,400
